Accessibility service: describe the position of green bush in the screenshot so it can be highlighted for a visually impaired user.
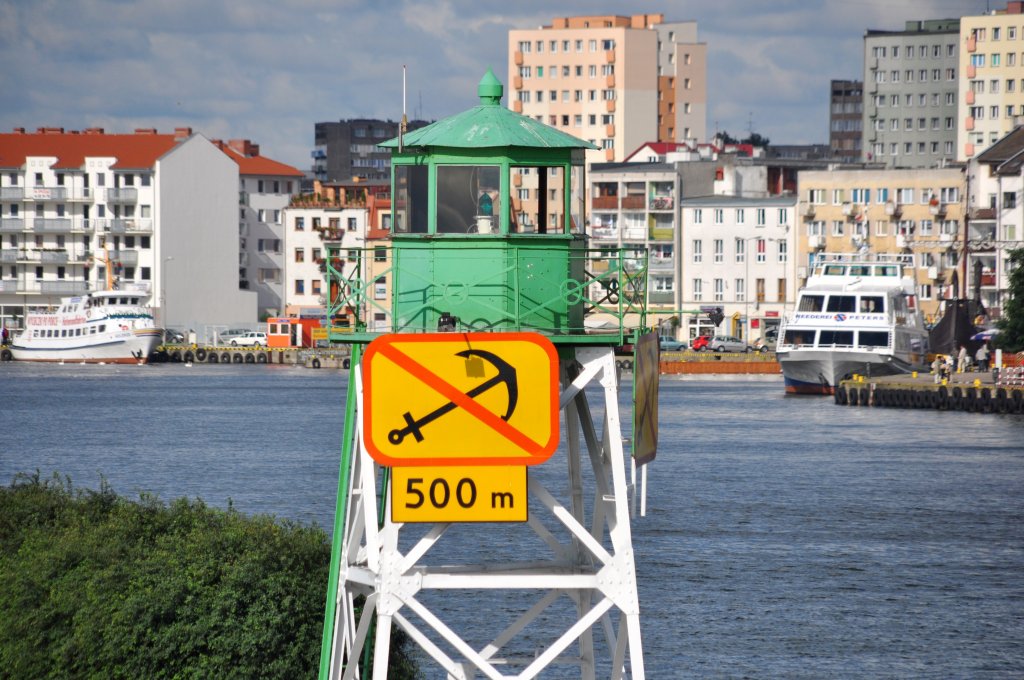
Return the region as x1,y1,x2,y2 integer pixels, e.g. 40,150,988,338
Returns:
0,472,415,679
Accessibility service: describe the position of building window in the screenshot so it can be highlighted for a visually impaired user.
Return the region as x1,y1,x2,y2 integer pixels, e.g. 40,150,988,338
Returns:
756,239,766,263
713,239,724,263
693,279,702,301
713,279,724,302
295,248,304,263
692,239,702,263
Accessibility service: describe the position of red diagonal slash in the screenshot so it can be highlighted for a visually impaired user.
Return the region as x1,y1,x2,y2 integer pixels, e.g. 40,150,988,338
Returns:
376,342,544,456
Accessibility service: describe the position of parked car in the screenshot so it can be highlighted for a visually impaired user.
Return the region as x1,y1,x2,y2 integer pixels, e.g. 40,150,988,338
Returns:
230,331,268,347
163,328,185,344
217,328,250,345
659,335,687,351
690,335,711,352
708,335,751,353
754,330,778,353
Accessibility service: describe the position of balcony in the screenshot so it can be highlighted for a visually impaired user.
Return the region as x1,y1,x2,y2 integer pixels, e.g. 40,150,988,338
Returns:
0,218,26,232
34,218,73,232
514,51,523,66
605,50,615,63
885,201,901,218
800,203,815,218
605,74,615,88
649,257,675,270
0,250,16,262
0,280,15,292
40,250,69,264
808,235,826,250
967,36,976,52
592,195,618,209
41,280,89,295
107,218,152,233
590,226,619,240
649,196,673,210
966,90,975,105
110,250,139,266
929,200,946,216
0,187,24,201
967,64,976,78
965,116,975,131
512,76,523,90
621,195,644,209
106,187,138,204
29,187,68,201
648,290,674,304
513,101,523,113
605,100,616,113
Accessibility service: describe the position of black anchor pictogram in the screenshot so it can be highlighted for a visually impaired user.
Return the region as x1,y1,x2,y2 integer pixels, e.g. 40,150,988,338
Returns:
388,349,518,445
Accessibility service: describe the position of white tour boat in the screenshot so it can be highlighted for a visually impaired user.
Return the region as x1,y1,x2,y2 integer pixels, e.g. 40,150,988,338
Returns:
776,253,929,394
10,288,163,364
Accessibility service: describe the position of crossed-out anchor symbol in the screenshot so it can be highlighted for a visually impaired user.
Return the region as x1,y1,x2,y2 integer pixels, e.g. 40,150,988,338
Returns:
388,349,519,445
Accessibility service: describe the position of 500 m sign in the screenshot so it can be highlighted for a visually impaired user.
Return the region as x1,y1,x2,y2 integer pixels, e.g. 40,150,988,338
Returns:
391,466,527,523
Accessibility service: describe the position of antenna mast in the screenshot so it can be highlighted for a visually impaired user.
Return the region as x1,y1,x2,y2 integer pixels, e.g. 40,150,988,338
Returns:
399,65,407,153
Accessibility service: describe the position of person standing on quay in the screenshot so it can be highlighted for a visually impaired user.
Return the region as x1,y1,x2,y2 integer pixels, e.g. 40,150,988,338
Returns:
957,344,968,373
976,343,990,372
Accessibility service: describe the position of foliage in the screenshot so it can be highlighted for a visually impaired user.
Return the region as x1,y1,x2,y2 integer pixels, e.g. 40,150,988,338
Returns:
996,247,1024,352
0,472,417,680
715,129,771,148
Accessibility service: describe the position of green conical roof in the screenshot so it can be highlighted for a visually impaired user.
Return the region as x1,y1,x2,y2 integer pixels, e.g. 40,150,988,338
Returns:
382,69,598,151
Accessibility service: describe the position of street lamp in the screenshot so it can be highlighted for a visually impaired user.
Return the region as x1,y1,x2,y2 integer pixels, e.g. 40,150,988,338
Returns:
161,256,173,327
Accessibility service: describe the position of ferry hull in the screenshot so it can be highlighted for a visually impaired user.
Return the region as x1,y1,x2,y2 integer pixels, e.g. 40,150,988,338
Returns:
10,332,161,364
777,349,919,395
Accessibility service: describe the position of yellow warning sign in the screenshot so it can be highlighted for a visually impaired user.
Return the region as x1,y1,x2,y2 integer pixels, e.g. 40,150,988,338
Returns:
391,466,528,523
363,332,559,467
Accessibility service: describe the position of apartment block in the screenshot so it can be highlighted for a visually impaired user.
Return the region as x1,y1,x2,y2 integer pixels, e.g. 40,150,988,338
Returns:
0,128,268,334
830,80,864,162
508,14,706,165
968,126,1024,317
959,2,1024,159
313,119,430,183
796,167,965,323
679,196,796,343
863,19,961,167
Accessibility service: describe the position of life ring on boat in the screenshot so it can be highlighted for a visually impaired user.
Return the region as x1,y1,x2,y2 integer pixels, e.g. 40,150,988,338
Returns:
221,352,231,364
195,349,207,362
256,352,267,364
208,353,219,364
244,353,255,364
995,388,1009,413
0,348,12,361
233,353,244,364
311,358,321,369
937,385,949,410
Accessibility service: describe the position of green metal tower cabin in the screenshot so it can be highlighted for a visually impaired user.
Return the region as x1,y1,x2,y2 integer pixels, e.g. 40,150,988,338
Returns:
324,67,647,345
320,70,654,680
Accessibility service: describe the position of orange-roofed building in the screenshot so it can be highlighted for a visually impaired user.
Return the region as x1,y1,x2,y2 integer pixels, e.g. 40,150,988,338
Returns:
0,128,302,337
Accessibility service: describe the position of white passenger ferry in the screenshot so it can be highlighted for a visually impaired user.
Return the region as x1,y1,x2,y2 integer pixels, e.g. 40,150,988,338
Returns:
10,288,163,364
776,253,929,394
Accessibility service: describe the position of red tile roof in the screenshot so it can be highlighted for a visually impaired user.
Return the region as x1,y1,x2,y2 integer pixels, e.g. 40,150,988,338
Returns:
0,130,181,169
0,128,303,177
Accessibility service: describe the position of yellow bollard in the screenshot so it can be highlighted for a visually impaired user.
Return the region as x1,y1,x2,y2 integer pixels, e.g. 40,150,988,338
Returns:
912,371,918,379
974,378,982,388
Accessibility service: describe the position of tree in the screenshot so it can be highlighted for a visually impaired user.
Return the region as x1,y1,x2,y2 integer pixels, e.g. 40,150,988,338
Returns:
996,247,1024,352
0,472,417,679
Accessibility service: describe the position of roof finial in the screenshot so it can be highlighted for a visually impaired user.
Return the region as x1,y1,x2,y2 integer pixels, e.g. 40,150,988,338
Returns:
478,68,503,106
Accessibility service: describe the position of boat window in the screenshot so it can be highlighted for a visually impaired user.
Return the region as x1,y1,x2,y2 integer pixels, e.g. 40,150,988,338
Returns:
818,330,854,346
825,295,856,312
61,329,67,337
75,328,82,336
859,296,884,313
99,324,105,332
874,265,897,276
798,295,824,312
824,265,846,276
859,331,890,347
393,164,429,234
783,329,813,346
848,265,870,276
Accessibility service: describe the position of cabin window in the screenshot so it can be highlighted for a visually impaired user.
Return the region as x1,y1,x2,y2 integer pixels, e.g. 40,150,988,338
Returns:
848,265,870,276
825,295,857,312
823,265,846,276
859,331,890,347
393,165,429,234
818,330,854,346
99,324,106,332
874,265,898,276
435,165,501,234
860,296,884,312
798,295,824,312
784,329,814,346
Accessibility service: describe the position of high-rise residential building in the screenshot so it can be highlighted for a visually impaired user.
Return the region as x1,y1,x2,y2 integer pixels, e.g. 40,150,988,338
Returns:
958,2,1024,160
830,80,864,162
312,118,430,183
508,14,707,164
862,19,961,168
0,127,279,334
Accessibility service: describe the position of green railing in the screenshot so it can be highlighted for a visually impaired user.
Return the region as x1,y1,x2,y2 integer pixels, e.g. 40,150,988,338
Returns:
322,244,647,345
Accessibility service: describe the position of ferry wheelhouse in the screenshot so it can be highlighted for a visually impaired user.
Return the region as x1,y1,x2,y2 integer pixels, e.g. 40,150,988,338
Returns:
776,254,929,394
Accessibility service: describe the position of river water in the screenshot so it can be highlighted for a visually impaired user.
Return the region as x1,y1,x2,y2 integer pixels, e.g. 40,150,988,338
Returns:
1,362,1022,678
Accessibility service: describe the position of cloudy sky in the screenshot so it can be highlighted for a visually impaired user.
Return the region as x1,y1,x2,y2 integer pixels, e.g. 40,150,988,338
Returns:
0,0,991,172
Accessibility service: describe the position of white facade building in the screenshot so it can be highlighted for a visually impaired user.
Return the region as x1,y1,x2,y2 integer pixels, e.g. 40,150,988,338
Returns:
282,205,367,318
680,196,797,342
